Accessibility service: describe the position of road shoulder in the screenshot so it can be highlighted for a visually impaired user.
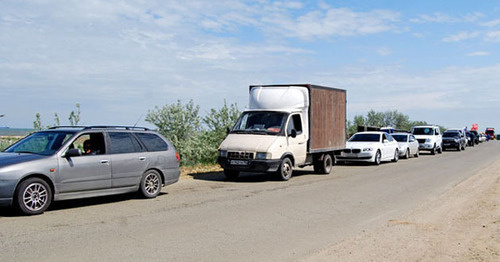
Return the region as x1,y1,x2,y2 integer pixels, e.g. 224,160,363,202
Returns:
305,158,500,261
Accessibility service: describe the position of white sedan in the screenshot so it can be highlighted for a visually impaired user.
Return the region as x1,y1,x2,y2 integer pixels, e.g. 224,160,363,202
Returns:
392,132,419,159
338,132,399,165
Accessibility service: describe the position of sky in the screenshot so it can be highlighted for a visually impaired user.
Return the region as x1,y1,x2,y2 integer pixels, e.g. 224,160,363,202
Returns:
0,0,499,131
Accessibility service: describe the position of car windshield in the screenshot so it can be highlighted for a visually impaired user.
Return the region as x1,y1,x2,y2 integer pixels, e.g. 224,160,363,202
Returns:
348,133,380,142
3,131,75,156
392,134,408,142
412,127,435,135
443,132,459,138
231,111,287,135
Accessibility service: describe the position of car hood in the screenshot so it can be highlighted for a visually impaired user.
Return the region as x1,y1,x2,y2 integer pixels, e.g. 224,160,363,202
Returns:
219,134,279,152
345,141,380,149
0,152,46,168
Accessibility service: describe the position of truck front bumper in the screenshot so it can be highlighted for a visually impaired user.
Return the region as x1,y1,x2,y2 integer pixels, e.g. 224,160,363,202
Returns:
217,157,282,173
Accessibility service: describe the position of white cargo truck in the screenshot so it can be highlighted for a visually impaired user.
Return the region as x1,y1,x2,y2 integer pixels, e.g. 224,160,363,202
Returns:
217,84,346,180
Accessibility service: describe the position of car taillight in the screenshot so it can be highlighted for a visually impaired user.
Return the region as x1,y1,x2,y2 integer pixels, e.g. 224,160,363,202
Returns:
176,152,180,162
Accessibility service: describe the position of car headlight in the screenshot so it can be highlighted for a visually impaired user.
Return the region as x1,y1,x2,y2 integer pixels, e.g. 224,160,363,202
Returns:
454,139,459,143
255,152,271,160
219,150,228,158
363,148,373,152
425,138,431,142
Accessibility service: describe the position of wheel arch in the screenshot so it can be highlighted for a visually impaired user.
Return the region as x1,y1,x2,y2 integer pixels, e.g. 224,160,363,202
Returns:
144,168,165,185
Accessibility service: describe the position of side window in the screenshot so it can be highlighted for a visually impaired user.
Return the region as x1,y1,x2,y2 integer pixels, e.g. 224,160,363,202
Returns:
386,134,394,142
70,133,106,155
287,114,303,135
109,132,142,154
135,133,169,152
435,128,440,135
382,133,387,142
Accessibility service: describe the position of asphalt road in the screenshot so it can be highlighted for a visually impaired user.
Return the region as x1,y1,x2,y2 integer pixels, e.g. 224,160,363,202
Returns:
1,141,498,261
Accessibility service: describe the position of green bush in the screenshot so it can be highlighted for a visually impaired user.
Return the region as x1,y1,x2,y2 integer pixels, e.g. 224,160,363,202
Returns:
0,137,21,151
146,100,240,166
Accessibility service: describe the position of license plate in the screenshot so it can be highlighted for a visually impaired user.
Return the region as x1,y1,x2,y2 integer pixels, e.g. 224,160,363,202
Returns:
230,160,248,165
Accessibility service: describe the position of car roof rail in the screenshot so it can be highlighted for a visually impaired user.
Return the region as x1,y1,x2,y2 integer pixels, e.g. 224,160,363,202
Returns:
84,126,151,131
48,126,87,129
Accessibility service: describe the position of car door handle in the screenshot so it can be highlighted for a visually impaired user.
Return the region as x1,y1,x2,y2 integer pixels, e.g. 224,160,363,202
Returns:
100,160,109,164
139,157,146,161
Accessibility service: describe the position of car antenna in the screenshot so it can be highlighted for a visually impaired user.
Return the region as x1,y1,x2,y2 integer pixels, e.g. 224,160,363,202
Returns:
133,114,143,128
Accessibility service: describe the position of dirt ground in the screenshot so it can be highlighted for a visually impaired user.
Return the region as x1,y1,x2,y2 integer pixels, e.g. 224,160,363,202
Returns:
305,159,500,261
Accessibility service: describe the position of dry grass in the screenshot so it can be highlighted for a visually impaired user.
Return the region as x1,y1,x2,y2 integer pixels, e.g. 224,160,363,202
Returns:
180,164,223,179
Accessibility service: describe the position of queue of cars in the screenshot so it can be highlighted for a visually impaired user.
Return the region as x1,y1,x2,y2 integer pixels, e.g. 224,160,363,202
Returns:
0,123,494,216
339,125,491,165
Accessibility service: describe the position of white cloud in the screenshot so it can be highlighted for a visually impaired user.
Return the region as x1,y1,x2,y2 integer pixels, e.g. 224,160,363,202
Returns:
480,19,500,27
410,12,456,24
467,51,490,56
485,31,500,42
442,31,481,42
270,8,400,39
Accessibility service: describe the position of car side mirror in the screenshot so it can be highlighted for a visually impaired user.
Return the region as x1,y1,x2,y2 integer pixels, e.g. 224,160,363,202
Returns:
289,129,297,138
65,148,82,158
383,139,389,143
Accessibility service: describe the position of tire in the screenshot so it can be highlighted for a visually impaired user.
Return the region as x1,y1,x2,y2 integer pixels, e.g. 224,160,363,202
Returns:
431,145,436,155
392,149,399,162
404,149,410,159
315,154,333,174
15,177,52,216
373,150,381,165
277,158,293,181
224,169,240,181
437,145,443,154
457,144,461,151
414,149,419,158
140,170,162,198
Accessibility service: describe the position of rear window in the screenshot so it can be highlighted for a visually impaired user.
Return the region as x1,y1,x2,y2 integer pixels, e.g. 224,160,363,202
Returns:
136,133,169,152
109,132,143,154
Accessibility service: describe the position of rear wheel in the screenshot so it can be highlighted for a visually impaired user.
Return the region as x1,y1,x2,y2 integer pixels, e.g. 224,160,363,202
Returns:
15,178,52,216
314,154,333,174
140,170,162,198
224,169,240,181
277,158,293,181
392,149,399,162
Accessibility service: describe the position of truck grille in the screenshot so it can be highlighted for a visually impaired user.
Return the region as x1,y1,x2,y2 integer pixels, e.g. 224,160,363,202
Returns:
228,151,254,160
417,139,426,144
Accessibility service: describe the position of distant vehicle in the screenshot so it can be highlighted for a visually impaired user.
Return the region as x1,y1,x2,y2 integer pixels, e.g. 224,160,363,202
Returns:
442,130,467,151
218,84,346,181
485,128,495,140
337,131,399,165
391,132,419,159
465,131,478,146
478,133,487,143
0,126,181,215
411,125,443,155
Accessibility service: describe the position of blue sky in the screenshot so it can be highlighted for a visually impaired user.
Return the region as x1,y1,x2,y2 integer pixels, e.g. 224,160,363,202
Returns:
1,0,499,131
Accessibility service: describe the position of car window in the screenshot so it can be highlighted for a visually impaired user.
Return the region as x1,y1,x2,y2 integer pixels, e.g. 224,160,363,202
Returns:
386,134,394,142
135,133,168,152
5,131,74,155
287,114,303,136
69,132,106,155
109,132,142,154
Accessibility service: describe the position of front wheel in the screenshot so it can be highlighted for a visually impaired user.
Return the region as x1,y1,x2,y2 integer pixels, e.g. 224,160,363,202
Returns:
414,149,419,157
140,170,162,198
15,178,52,215
404,149,410,159
277,158,293,181
373,150,381,165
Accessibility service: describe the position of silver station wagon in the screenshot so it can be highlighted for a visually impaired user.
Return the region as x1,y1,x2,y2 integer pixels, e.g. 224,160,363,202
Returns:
0,126,180,215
